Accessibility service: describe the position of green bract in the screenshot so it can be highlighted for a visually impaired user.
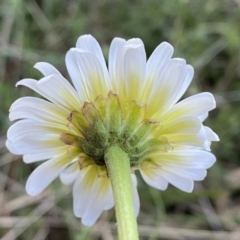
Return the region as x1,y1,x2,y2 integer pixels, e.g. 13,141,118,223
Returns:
60,91,171,168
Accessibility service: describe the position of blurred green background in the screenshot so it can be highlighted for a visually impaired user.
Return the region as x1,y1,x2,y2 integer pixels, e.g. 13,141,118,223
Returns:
1,0,240,239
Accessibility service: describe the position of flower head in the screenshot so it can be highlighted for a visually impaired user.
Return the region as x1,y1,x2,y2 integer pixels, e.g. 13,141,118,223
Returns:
7,35,219,226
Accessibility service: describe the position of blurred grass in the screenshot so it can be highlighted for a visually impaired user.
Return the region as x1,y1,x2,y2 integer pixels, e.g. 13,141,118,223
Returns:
1,0,240,239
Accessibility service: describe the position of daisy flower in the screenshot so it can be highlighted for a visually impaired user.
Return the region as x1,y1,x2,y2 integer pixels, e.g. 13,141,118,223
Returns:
6,35,219,227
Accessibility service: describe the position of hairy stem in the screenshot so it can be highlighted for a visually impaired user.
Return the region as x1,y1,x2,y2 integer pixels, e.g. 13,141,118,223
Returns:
104,145,139,240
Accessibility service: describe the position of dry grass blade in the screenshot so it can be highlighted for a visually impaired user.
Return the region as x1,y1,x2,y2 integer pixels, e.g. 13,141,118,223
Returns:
195,183,223,230
0,153,20,168
136,225,240,240
3,193,50,214
0,137,7,150
32,227,49,240
1,217,239,240
26,1,63,47
1,188,71,240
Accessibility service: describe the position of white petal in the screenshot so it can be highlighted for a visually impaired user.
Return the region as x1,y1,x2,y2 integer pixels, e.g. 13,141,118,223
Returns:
6,137,64,155
160,170,194,192
162,133,204,148
140,167,168,190
196,125,209,151
145,41,174,82
124,46,146,100
73,166,112,226
103,190,114,211
152,149,216,169
7,120,67,143
6,140,20,155
198,126,219,151
160,116,201,135
108,37,126,88
82,182,110,226
147,59,188,116
204,126,219,141
34,62,61,77
9,97,68,123
142,42,174,104
26,154,70,196
60,161,79,185
73,173,86,218
131,174,140,216
16,75,82,111
199,112,209,122
161,165,207,181
76,34,106,68
23,148,65,163
173,65,194,104
115,38,146,100
162,92,216,122
66,49,110,101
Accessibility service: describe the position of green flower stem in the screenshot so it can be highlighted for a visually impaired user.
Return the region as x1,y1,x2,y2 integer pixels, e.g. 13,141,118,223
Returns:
104,145,139,240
